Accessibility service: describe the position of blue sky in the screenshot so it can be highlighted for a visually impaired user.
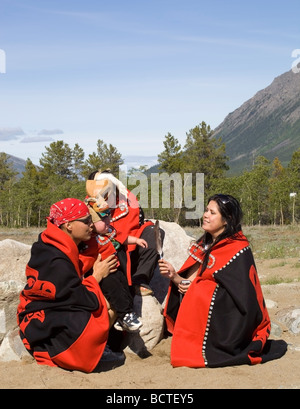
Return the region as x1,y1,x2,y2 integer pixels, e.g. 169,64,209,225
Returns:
0,0,299,167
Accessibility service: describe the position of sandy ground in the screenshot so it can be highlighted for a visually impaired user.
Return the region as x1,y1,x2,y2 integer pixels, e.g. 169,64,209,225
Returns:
0,230,299,390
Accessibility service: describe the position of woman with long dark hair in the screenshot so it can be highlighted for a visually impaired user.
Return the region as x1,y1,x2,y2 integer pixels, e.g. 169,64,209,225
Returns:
159,194,287,368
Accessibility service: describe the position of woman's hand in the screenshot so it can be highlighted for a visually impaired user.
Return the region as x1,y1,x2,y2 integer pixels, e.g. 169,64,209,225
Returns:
158,259,182,285
92,254,118,283
178,280,191,295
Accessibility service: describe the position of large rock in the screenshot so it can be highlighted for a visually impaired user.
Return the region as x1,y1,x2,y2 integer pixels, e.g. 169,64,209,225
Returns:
0,240,31,346
124,295,165,357
0,239,31,284
276,307,300,334
0,328,32,362
0,281,24,343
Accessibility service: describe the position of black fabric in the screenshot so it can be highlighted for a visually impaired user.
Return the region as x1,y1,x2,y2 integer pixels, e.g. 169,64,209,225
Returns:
116,225,164,287
130,225,162,286
18,236,99,357
99,269,133,319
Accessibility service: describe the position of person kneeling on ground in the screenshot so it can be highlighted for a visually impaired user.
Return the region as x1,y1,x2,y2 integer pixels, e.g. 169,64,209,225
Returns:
17,198,124,373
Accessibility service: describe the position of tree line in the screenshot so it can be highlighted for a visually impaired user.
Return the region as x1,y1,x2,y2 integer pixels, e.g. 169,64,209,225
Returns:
0,121,299,228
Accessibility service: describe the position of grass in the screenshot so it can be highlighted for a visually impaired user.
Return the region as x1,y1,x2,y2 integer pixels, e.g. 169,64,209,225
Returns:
263,276,294,285
184,224,300,261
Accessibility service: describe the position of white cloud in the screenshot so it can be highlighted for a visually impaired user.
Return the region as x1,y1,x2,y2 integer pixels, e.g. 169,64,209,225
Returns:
37,129,64,136
20,136,55,143
0,127,25,141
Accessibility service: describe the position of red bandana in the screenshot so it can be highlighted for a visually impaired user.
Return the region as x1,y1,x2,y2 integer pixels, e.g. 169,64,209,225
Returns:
47,198,90,227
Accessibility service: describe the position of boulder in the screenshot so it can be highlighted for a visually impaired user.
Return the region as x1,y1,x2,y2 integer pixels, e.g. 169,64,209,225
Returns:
124,295,165,357
0,239,30,285
276,307,300,334
0,281,24,343
0,328,33,362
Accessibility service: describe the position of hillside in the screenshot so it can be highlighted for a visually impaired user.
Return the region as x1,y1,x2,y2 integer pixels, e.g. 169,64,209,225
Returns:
214,69,300,175
5,154,27,177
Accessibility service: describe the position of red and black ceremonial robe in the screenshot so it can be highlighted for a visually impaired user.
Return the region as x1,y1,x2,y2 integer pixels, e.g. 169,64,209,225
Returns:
17,221,109,373
164,232,287,368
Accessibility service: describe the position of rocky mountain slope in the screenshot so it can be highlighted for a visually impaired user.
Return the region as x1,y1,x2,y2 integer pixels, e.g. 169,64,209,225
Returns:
214,69,300,174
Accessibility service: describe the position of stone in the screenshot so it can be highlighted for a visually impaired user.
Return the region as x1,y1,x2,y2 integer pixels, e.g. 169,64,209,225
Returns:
0,280,25,343
124,295,165,356
0,328,31,362
265,299,278,309
276,307,300,334
270,321,282,337
0,239,31,285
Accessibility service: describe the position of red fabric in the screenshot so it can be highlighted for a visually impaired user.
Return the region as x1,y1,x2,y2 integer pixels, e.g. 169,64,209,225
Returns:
110,191,144,245
79,236,119,276
109,191,153,285
47,198,90,227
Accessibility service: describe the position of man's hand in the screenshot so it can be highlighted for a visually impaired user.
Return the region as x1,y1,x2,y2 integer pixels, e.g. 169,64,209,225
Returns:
92,254,118,283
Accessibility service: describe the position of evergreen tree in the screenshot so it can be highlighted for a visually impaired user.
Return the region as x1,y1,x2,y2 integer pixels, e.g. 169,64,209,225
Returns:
287,148,300,223
268,158,290,225
39,140,74,179
0,153,18,226
82,139,124,178
240,156,271,225
157,133,183,174
72,143,85,180
183,121,229,194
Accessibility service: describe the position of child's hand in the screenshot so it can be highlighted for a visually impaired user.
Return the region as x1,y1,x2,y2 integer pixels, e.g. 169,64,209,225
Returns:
136,238,148,248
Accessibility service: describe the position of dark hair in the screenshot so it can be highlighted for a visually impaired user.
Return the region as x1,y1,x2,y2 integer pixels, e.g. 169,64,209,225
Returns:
88,170,98,180
198,193,243,273
88,169,113,180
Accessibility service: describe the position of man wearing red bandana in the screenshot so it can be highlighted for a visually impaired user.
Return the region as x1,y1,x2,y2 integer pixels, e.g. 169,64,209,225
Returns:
17,198,122,373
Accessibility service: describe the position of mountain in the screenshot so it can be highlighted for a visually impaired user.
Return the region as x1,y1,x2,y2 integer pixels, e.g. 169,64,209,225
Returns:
5,153,27,177
213,69,300,175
